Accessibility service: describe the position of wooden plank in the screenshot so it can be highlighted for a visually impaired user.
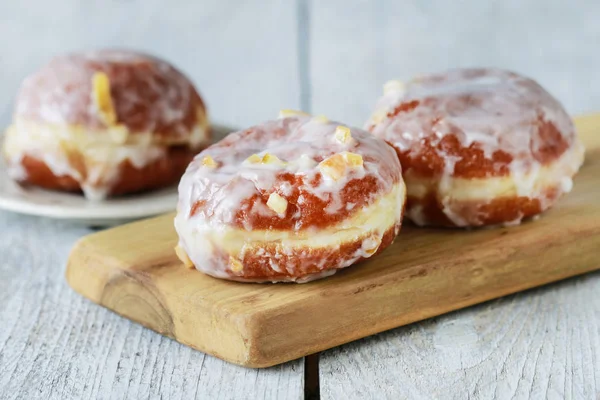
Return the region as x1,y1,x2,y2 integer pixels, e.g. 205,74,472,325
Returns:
66,114,600,368
0,0,301,128
319,273,600,400
308,1,600,127
0,214,304,400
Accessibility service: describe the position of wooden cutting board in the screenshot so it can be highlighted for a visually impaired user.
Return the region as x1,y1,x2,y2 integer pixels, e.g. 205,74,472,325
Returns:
66,114,600,368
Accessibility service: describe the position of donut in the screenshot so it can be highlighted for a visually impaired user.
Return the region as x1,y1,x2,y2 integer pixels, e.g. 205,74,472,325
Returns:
365,68,585,227
2,49,210,199
174,112,406,283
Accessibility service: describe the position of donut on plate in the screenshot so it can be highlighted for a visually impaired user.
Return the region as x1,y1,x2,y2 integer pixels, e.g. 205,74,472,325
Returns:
2,49,210,200
365,68,585,227
174,111,406,283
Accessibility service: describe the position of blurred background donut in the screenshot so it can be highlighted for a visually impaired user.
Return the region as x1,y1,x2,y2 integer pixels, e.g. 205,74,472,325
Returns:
365,68,585,227
2,49,210,199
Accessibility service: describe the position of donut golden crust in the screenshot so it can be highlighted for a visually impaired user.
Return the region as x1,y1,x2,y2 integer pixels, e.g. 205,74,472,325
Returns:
3,49,210,199
174,115,406,283
366,68,584,227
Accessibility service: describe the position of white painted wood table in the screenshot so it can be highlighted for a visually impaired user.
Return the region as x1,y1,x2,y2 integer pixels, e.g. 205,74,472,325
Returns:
1,1,599,399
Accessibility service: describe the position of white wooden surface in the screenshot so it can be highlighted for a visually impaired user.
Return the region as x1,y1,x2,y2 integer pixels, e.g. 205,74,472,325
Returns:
0,212,304,400
1,1,600,399
319,274,600,400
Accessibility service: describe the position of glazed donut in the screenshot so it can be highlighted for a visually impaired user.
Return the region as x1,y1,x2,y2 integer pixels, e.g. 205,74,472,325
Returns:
174,112,406,283
365,68,584,227
3,49,210,199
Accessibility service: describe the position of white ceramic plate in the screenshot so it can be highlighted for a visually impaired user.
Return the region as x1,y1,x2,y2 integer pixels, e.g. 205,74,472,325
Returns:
0,124,234,226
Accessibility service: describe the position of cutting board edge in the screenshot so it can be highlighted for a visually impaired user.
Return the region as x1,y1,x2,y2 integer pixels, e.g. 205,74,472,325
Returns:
256,264,600,366
246,220,600,364
65,230,600,369
65,236,275,368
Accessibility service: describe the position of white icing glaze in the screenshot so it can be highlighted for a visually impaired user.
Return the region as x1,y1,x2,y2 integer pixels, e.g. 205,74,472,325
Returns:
175,115,405,282
560,176,573,193
406,204,427,227
367,69,575,163
367,68,584,226
15,50,208,141
177,116,400,226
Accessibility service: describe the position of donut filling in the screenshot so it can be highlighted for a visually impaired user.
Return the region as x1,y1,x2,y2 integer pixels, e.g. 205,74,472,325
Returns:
3,117,208,199
405,141,584,226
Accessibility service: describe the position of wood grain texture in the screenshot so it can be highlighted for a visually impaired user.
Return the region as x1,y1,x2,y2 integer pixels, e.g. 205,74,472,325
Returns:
66,115,600,369
308,0,600,127
0,212,304,400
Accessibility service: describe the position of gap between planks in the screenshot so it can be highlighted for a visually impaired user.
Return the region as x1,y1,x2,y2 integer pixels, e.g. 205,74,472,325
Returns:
304,353,321,400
